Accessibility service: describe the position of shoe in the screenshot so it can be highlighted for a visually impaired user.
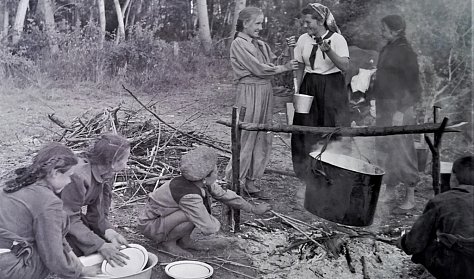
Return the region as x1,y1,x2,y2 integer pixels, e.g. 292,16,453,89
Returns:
243,190,271,200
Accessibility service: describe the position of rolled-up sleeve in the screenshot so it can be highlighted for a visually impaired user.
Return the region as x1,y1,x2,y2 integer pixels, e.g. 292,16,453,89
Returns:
294,35,305,63
179,194,221,235
61,176,105,255
230,39,287,79
34,200,82,279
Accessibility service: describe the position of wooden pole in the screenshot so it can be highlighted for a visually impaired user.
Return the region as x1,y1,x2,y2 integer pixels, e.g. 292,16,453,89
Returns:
425,117,448,195
216,120,459,137
285,37,298,94
228,106,246,232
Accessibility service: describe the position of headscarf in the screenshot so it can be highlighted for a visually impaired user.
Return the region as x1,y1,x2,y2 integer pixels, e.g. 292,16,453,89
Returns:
180,147,218,181
308,3,341,34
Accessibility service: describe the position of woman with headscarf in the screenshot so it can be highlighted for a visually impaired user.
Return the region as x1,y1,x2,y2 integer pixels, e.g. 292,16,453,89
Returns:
291,3,350,180
373,15,422,210
225,7,298,199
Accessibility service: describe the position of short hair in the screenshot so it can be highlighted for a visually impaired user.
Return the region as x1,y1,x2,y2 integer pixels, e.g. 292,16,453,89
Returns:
452,155,474,185
381,15,406,34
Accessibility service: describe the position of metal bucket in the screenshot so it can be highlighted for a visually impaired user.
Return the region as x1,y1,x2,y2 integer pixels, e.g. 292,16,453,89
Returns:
293,94,313,114
305,151,385,226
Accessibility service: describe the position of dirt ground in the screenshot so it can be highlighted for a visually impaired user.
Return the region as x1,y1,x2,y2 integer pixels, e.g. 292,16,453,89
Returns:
0,82,437,278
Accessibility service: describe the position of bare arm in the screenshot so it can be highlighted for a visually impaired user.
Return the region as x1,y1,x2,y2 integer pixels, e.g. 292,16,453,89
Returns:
325,48,350,72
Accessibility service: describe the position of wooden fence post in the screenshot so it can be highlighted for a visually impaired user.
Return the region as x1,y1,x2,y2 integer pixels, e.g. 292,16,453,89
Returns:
425,117,448,195
228,106,246,232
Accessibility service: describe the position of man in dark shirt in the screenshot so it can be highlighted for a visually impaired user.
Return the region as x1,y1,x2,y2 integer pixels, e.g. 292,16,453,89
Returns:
398,155,474,279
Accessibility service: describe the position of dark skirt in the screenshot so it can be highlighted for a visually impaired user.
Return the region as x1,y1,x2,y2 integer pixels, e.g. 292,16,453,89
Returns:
291,72,349,179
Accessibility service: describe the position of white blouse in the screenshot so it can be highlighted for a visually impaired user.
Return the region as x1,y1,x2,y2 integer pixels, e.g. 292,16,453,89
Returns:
294,31,349,75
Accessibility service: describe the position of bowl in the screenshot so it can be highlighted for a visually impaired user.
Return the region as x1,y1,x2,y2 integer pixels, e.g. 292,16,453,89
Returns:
101,244,148,277
165,260,213,279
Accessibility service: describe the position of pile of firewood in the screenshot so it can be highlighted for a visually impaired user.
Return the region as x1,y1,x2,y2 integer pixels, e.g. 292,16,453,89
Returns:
48,104,231,202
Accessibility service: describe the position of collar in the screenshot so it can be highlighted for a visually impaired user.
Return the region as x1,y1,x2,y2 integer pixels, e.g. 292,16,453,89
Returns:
237,32,253,42
386,36,408,47
90,163,105,183
451,184,474,193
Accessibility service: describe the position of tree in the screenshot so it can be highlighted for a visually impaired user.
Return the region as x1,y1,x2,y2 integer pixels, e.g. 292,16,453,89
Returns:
12,0,29,45
113,0,125,44
98,0,106,48
196,0,212,54
38,0,58,54
230,0,246,40
0,1,8,40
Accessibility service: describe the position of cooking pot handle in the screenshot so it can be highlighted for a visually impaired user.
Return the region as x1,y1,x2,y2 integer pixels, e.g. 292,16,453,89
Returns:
311,158,333,185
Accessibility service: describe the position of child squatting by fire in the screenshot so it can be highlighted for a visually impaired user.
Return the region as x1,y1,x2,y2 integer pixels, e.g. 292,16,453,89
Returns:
138,146,271,257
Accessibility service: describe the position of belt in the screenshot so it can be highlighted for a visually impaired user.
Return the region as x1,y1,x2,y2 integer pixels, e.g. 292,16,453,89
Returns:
0,229,34,263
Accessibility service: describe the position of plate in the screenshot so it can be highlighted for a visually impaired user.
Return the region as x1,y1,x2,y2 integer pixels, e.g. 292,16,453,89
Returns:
79,253,105,267
165,261,214,279
101,244,148,277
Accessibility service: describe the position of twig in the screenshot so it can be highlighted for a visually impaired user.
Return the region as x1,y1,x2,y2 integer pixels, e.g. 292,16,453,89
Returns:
48,113,73,131
123,85,230,154
271,210,328,253
343,243,356,273
361,256,370,279
118,196,147,208
209,263,255,279
212,256,258,270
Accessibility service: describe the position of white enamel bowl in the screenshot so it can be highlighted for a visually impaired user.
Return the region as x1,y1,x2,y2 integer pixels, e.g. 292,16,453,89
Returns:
165,260,214,279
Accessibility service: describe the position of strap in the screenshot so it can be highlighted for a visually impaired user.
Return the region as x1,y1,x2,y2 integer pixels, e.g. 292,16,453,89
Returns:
437,232,474,257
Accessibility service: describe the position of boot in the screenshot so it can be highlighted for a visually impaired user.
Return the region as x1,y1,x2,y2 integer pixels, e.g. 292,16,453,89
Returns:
398,185,415,210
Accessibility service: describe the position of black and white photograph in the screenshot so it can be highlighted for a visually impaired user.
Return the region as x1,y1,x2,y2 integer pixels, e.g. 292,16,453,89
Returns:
0,0,472,278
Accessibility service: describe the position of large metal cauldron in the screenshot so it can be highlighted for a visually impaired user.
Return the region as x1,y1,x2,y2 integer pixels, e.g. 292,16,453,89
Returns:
305,151,385,226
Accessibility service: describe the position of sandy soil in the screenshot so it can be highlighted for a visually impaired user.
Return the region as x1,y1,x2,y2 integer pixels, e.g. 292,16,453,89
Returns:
0,82,436,279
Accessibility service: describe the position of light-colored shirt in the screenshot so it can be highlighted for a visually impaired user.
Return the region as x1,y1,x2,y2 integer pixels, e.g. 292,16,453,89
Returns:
294,31,349,75
230,32,288,84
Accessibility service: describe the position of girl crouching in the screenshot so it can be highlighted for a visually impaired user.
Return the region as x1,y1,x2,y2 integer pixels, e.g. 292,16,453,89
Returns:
0,143,96,279
60,133,131,267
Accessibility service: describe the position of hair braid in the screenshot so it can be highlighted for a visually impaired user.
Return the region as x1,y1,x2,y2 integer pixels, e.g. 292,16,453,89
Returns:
4,143,77,193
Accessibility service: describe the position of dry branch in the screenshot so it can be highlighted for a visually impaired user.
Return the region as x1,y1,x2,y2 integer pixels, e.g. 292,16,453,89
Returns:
123,85,230,153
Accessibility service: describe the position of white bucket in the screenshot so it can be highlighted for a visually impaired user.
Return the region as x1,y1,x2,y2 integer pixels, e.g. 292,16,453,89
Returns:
294,94,313,114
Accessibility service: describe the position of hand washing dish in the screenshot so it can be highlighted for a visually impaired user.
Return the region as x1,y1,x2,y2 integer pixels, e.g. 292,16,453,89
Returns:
165,260,214,279
101,244,148,277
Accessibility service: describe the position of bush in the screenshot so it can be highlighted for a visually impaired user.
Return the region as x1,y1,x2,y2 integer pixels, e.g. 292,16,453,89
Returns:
1,22,232,92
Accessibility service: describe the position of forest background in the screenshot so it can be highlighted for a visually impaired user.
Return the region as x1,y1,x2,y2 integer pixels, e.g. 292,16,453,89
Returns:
0,0,472,159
